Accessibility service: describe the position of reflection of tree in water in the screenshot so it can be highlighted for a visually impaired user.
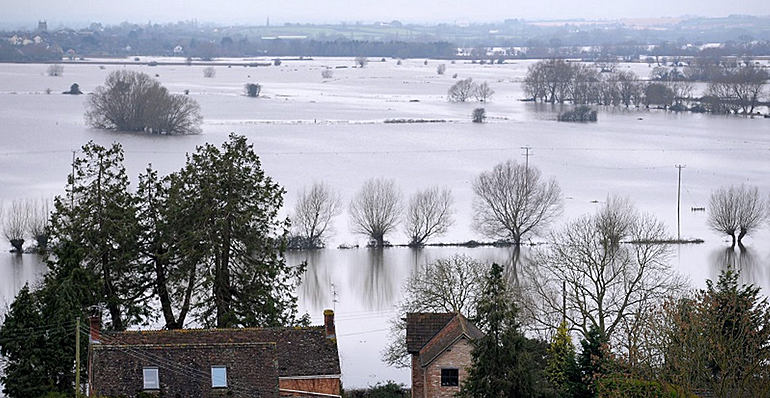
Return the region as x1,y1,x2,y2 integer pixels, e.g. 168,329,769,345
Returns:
348,248,397,310
710,244,763,287
295,251,333,313
504,245,531,286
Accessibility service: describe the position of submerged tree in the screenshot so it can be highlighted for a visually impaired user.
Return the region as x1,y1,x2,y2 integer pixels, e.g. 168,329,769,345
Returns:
349,178,403,247
708,184,767,247
472,160,563,245
86,70,202,134
290,181,343,249
26,197,51,251
3,199,30,253
404,186,454,247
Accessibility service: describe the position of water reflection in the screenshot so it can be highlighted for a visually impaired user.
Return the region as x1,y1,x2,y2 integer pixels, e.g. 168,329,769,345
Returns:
348,249,398,311
709,244,764,287
295,250,334,312
0,254,47,314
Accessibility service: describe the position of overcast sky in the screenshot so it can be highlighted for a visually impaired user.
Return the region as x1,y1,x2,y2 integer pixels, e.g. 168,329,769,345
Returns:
4,0,768,28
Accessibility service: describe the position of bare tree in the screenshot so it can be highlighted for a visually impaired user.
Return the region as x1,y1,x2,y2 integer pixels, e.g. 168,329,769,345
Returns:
46,64,63,76
405,186,454,247
3,199,31,253
354,56,368,68
525,197,684,344
436,63,446,75
85,70,202,135
244,83,261,97
474,81,494,102
202,66,216,78
321,69,334,79
448,77,476,102
290,181,342,249
472,160,563,245
472,108,486,123
382,255,486,368
708,184,767,247
26,197,51,251
348,178,402,247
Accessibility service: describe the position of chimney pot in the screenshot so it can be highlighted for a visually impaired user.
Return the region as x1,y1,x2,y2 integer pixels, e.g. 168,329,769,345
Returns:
324,309,336,339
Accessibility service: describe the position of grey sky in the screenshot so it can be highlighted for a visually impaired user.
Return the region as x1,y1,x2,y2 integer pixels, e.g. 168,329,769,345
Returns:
4,0,768,28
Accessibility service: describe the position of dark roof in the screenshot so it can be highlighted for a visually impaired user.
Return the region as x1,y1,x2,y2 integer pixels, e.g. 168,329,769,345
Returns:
418,314,484,367
100,326,340,378
405,313,456,353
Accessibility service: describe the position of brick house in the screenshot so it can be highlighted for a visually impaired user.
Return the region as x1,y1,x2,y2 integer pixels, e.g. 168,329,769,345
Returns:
89,310,341,398
406,313,484,398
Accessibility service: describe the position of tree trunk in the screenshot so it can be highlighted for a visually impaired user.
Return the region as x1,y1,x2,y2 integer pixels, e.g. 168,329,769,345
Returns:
737,229,747,246
154,254,179,329
730,233,736,249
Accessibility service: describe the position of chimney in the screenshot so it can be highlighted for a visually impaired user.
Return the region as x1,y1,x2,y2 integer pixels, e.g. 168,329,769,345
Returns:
324,309,336,339
89,314,101,344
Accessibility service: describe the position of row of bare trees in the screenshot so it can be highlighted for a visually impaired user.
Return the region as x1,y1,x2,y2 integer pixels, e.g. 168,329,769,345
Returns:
524,59,693,109
290,160,564,249
289,180,455,249
1,198,51,253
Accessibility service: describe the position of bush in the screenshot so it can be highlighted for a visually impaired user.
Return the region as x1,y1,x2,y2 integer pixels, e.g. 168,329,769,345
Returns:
85,70,202,135
244,83,261,97
596,375,696,398
355,56,368,68
558,106,598,122
344,381,408,398
472,108,486,123
437,64,446,75
46,64,63,76
273,58,282,66
202,66,216,78
63,83,82,95
321,69,334,79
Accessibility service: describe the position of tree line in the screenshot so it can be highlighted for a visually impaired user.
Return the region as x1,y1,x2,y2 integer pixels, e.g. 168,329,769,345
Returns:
524,59,770,115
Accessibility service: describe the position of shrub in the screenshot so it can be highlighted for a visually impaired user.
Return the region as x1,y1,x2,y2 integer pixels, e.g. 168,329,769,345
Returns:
244,83,261,97
202,66,216,78
85,70,202,135
472,108,486,123
273,58,282,66
396,60,402,65
321,69,334,79
46,64,63,76
44,87,51,94
437,64,446,75
558,106,598,122
355,56,368,68
63,83,82,95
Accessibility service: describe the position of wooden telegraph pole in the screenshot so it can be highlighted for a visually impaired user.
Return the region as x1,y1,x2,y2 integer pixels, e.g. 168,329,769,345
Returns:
676,165,686,241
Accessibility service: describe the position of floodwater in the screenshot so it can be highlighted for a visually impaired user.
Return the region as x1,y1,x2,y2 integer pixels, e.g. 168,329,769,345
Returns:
0,57,769,388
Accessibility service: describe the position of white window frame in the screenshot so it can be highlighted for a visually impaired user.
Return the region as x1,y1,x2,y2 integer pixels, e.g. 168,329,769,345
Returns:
143,366,160,390
211,365,228,388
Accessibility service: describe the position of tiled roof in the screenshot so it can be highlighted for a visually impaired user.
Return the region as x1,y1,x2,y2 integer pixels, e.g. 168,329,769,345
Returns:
418,314,484,367
100,326,340,378
405,313,456,353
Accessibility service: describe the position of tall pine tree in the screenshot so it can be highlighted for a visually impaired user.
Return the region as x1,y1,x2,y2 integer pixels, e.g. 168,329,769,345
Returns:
461,263,536,398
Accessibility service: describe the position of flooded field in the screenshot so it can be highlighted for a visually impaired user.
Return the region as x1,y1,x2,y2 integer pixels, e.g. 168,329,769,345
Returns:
0,57,769,387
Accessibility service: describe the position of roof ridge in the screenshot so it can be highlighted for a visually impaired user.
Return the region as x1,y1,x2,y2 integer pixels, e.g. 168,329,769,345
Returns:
106,325,325,335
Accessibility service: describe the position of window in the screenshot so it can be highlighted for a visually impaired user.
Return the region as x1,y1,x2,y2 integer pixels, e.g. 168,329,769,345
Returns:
441,368,459,387
143,367,160,390
211,366,228,388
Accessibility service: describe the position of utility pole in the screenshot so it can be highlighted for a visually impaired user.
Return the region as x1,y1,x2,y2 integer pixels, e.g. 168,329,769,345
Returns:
75,317,81,398
676,165,686,241
520,146,532,171
70,150,77,207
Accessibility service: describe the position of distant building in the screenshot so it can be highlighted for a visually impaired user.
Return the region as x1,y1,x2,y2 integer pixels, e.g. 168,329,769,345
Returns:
89,310,341,398
406,313,484,398
37,20,47,32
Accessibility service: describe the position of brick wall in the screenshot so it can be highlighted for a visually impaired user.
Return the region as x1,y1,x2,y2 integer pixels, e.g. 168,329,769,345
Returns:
411,354,425,398
424,338,473,398
91,342,278,398
279,377,340,396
